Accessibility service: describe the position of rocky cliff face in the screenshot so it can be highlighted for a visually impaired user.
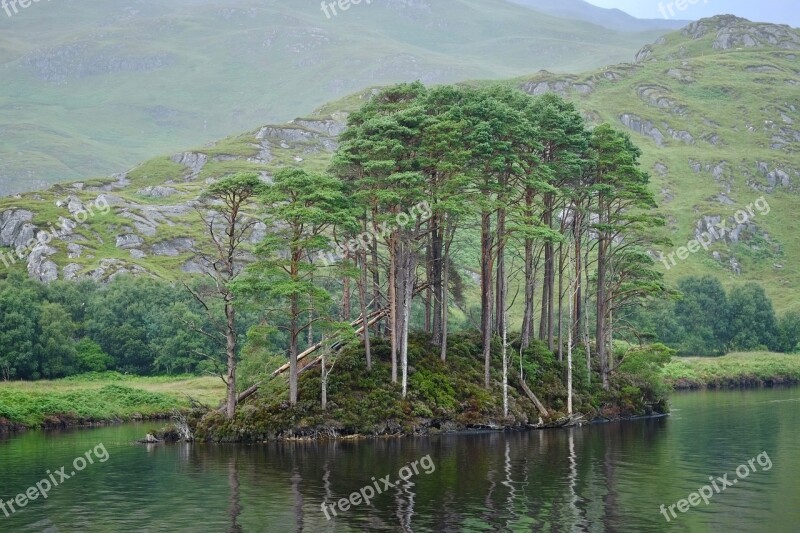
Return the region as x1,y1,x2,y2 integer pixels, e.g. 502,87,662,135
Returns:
0,115,345,282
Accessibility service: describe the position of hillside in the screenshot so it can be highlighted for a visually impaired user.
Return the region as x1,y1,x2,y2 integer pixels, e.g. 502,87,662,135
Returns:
0,0,668,195
508,0,689,32
1,16,799,312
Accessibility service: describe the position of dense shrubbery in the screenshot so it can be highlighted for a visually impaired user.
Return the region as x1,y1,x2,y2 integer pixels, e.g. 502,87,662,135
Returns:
629,276,798,356
197,333,671,441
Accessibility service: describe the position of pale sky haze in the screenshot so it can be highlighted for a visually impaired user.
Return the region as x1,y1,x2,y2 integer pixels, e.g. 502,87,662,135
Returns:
585,0,800,27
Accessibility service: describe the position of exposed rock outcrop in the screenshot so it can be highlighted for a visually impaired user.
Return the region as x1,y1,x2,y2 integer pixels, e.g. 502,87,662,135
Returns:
682,15,800,50
619,114,665,146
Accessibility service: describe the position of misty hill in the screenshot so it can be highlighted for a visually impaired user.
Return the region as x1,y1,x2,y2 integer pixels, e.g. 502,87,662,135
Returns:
508,0,690,32
0,0,668,195
1,16,799,313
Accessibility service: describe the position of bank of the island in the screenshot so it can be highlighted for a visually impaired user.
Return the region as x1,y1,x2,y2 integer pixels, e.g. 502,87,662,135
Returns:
0,373,223,432
195,334,673,442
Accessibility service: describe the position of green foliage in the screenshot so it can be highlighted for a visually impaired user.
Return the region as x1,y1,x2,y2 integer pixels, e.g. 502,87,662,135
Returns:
616,343,674,401
0,382,182,427
0,274,238,380
673,276,730,355
75,339,113,373
199,332,670,441
35,302,78,378
631,276,795,356
777,311,800,353
728,283,780,352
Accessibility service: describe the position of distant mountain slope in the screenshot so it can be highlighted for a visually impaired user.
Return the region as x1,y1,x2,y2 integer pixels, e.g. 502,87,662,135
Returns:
512,15,800,310
1,16,799,312
508,0,690,32
0,0,667,196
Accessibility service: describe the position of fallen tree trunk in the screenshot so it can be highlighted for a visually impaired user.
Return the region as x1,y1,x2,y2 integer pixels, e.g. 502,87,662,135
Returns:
518,374,549,418
217,284,429,413
271,308,388,377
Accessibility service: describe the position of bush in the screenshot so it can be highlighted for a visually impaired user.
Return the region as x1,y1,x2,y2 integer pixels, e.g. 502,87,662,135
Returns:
75,339,113,373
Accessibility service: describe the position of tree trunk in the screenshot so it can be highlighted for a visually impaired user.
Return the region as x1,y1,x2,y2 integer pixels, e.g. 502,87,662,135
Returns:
400,239,415,398
424,235,432,335
583,241,592,385
502,308,508,418
225,301,237,419
596,210,610,390
441,251,450,363
358,248,372,370
567,257,574,416
371,234,383,335
431,219,443,346
321,351,327,410
521,238,534,351
440,217,455,363
494,206,506,335
389,234,398,384
481,210,494,389
289,249,301,406
573,212,584,343
540,194,555,351
557,242,564,363
341,250,351,321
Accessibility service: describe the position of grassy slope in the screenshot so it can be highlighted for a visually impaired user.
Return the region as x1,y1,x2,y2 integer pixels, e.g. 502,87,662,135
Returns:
505,22,800,311
0,373,224,428
0,0,663,195
664,352,800,389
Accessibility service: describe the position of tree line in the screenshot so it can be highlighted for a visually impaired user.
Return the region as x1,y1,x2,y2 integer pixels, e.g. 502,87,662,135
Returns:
0,274,235,380
631,276,800,356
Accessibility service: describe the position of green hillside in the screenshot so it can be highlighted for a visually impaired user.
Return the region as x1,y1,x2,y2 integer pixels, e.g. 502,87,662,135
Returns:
508,15,800,310
1,15,798,312
0,0,666,195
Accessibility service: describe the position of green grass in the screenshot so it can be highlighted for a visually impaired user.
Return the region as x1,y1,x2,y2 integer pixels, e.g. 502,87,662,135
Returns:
0,373,225,428
663,352,800,389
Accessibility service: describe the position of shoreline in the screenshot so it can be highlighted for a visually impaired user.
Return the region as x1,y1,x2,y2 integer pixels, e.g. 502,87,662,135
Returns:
2,381,795,434
0,413,175,434
3,381,795,434
4,351,799,434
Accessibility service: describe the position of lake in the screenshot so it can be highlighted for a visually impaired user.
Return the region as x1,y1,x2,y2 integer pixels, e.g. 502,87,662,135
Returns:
1,387,798,532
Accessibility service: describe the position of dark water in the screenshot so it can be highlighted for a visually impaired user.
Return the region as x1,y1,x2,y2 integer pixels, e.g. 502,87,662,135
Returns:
1,387,798,532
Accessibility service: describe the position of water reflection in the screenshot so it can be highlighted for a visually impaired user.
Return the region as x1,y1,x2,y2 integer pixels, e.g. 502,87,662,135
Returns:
1,389,799,532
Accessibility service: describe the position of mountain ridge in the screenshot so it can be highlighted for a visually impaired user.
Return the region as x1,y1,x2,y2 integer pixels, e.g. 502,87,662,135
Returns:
0,0,669,195
508,0,691,32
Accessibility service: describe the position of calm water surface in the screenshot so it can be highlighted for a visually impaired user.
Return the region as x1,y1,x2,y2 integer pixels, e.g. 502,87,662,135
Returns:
1,387,798,532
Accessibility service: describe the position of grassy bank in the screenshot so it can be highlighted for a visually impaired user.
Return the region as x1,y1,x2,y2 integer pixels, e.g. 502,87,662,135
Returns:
663,353,800,390
0,372,224,429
